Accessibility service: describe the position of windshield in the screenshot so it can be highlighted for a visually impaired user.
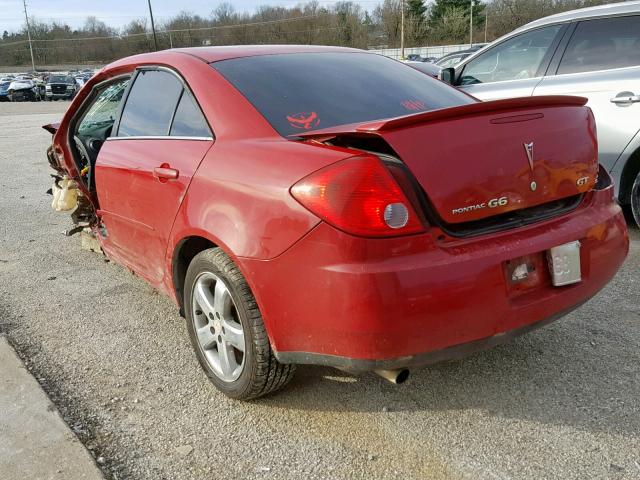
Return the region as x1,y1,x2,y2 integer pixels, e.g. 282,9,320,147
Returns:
50,75,73,84
212,52,473,136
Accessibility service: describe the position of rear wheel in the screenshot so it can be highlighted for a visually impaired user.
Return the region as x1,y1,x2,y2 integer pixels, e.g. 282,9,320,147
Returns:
184,248,295,399
631,172,640,227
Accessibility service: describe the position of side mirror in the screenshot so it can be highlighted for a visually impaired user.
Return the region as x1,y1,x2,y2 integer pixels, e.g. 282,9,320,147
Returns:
439,67,456,85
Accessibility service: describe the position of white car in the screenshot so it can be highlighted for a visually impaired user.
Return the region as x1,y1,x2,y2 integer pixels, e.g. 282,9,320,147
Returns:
441,1,640,224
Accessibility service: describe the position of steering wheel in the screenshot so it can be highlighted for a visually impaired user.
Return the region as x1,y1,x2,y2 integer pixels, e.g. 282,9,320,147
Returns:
73,135,90,169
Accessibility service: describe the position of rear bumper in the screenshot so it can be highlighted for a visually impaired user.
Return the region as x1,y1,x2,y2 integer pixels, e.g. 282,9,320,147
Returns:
275,303,583,371
240,184,629,369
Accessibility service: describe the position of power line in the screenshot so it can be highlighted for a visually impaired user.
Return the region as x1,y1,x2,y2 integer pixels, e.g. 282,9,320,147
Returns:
0,12,332,48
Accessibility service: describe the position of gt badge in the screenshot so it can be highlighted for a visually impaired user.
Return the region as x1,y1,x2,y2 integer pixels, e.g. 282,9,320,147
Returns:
576,176,590,187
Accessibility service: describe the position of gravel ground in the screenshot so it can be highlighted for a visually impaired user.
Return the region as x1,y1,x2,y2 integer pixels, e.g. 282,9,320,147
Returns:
1,102,639,480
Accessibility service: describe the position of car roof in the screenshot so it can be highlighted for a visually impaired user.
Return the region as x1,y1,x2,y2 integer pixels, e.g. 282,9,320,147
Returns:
513,0,640,33
170,44,364,63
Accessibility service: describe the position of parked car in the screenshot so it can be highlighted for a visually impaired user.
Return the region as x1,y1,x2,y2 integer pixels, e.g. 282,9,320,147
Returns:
405,60,441,78
7,79,41,101
440,1,640,225
0,80,10,101
45,75,78,101
406,53,424,62
44,46,628,399
435,45,486,68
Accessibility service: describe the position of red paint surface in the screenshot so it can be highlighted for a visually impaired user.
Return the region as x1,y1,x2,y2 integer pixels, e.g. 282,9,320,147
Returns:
47,47,628,365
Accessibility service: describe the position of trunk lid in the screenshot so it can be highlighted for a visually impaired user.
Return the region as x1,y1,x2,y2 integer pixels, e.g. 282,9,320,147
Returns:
298,96,598,225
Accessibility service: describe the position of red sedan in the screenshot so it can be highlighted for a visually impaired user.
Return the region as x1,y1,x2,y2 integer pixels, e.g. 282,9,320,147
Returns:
45,46,629,399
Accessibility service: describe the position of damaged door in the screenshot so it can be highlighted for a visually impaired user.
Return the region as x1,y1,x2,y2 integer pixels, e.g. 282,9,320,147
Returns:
93,68,213,284
46,77,130,228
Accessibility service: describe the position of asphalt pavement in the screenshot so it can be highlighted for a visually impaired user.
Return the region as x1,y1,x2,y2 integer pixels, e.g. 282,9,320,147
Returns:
0,102,638,480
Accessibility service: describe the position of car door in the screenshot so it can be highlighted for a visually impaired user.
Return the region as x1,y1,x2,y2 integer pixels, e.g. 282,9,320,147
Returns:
456,24,566,100
532,15,640,171
95,68,214,285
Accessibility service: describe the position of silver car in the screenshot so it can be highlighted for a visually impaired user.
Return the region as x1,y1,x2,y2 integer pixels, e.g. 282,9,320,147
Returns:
442,1,640,224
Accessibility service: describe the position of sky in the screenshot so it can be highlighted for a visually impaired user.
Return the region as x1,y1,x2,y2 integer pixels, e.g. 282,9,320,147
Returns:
0,0,381,33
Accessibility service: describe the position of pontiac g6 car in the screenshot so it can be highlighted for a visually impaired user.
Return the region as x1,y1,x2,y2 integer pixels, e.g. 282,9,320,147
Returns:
45,46,628,399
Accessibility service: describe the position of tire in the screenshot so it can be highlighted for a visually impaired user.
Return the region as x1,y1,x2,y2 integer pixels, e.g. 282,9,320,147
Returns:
631,171,640,228
184,247,295,399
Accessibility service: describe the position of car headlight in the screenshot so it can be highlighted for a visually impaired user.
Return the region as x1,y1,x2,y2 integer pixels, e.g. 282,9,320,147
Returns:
46,85,51,90
67,85,75,91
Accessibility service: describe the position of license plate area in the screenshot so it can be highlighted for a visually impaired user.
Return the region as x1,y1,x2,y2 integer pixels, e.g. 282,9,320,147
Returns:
547,241,582,286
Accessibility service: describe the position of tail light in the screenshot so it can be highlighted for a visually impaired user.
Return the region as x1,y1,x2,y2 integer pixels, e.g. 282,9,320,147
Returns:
290,155,425,237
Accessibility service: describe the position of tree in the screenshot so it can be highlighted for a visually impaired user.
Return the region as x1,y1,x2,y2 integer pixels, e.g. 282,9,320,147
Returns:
428,0,485,42
407,0,429,44
408,0,427,21
213,2,236,24
373,0,401,47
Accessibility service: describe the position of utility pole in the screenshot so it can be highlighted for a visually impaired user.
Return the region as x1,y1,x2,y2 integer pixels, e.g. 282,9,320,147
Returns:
400,0,405,59
484,8,488,43
147,0,159,51
469,0,474,47
22,0,36,72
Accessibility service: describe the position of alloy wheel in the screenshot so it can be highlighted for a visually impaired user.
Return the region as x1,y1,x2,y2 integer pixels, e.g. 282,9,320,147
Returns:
191,272,246,382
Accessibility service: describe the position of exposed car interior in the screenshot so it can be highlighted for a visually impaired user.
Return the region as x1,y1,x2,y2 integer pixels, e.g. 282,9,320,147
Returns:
71,79,129,191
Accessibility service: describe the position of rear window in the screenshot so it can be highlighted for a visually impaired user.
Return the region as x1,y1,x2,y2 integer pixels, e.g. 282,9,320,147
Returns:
212,52,473,136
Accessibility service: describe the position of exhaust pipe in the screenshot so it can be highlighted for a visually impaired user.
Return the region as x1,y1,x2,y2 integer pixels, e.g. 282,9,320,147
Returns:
374,369,410,384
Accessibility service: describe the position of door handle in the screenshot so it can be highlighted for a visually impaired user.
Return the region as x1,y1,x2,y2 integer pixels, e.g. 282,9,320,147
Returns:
153,166,179,181
610,94,640,105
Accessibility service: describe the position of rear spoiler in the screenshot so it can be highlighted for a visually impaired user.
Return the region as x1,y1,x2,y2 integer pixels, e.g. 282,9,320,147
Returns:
42,122,60,135
294,96,588,138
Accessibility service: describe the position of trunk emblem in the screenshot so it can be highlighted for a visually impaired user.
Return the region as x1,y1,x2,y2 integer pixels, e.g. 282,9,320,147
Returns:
523,142,534,172
523,142,537,191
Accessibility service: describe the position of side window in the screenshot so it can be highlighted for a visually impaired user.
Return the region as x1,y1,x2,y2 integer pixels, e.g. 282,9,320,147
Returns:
558,16,640,75
77,79,129,137
118,70,182,137
170,92,211,137
460,25,562,85
438,55,464,69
